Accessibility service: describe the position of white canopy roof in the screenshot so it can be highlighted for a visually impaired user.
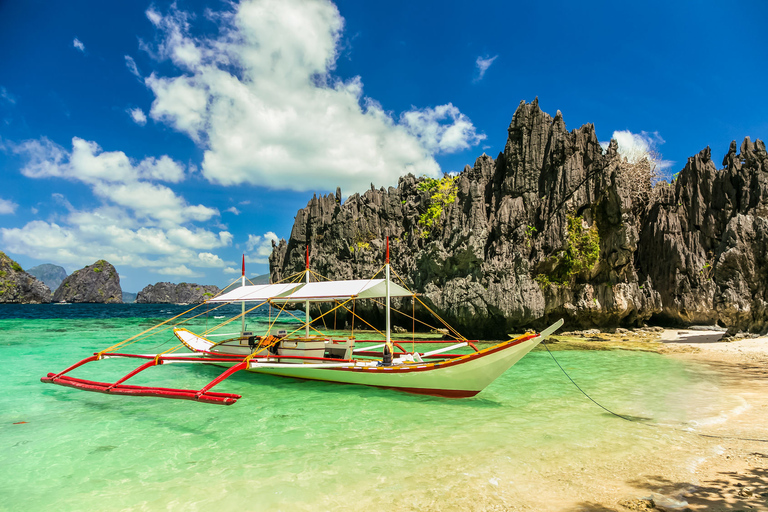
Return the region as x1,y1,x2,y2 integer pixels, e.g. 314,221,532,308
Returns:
208,279,412,303
208,283,303,303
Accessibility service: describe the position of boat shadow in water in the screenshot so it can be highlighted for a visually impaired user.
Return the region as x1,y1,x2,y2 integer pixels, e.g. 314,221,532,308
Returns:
192,365,508,408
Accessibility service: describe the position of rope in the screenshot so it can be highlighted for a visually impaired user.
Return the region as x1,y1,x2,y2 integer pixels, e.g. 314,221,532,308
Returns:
275,305,329,337
98,301,232,356
367,297,460,340
335,301,385,337
542,342,768,443
280,298,354,339
389,266,466,341
413,296,466,341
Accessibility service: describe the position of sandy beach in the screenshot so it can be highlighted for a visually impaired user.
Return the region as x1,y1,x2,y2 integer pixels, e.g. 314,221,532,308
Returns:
548,330,768,511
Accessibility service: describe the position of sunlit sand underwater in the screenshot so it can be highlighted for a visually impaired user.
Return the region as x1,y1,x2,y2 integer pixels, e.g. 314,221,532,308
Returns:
0,305,741,511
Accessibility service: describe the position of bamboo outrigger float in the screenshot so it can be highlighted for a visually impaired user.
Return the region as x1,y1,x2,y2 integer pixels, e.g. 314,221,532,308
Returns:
42,241,563,405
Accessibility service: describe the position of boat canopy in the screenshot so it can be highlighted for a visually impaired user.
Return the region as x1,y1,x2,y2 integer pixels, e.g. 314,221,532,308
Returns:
209,279,413,303
207,283,303,303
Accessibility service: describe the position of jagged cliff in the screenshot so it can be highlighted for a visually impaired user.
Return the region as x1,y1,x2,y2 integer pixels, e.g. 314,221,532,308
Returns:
270,100,767,337
136,282,220,304
53,260,122,303
0,252,52,304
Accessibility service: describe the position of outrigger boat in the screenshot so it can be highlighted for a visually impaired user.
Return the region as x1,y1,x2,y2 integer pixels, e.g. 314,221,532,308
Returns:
42,241,563,405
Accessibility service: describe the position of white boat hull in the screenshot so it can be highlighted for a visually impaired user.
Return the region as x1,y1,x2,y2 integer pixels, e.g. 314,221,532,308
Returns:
247,332,546,397
174,320,563,398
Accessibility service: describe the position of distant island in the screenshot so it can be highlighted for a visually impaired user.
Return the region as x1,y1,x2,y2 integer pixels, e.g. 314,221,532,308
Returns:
136,282,220,304
54,260,122,303
27,264,67,293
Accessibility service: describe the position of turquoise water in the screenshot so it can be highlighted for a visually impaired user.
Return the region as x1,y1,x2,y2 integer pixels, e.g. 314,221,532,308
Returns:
0,305,737,511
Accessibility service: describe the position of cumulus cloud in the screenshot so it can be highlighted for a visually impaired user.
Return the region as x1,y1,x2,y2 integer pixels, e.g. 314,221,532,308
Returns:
128,107,147,125
3,138,231,272
73,38,85,53
225,206,240,215
141,0,484,193
400,104,485,154
245,231,279,264
474,55,497,82
605,130,675,173
0,197,18,214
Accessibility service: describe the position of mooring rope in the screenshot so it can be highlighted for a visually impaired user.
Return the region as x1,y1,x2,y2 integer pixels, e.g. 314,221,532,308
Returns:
543,342,768,443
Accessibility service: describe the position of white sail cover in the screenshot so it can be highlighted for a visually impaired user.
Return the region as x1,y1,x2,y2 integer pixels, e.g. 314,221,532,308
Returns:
208,279,412,303
208,283,304,303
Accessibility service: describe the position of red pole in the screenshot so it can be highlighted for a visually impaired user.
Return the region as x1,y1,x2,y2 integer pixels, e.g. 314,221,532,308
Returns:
241,254,245,277
306,244,310,269
386,236,390,263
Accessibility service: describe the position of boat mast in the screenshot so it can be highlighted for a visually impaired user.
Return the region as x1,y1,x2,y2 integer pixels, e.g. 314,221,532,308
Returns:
241,254,246,334
385,237,392,354
305,244,310,338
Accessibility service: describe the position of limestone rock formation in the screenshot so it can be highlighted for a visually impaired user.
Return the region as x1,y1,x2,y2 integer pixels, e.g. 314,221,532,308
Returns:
0,251,52,303
638,139,768,333
270,100,767,337
53,260,122,303
135,282,220,303
27,263,68,293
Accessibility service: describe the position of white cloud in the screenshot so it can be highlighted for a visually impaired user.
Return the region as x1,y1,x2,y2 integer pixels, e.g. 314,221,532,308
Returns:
14,137,198,225
400,104,486,154
225,206,240,215
223,266,241,274
73,38,85,53
125,55,141,78
197,252,227,267
155,265,203,277
245,231,279,264
141,0,485,193
128,107,147,126
0,197,18,214
474,55,497,82
4,138,231,273
605,130,675,173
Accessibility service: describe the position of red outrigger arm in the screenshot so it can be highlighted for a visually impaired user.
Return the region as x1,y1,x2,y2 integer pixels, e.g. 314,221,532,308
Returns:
41,353,249,405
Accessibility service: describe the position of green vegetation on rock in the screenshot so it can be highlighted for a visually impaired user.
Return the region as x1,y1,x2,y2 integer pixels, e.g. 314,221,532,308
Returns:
536,213,600,286
418,175,458,239
352,230,375,251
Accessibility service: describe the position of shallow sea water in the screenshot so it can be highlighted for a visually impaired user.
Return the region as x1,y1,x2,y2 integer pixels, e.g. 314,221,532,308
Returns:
0,305,740,511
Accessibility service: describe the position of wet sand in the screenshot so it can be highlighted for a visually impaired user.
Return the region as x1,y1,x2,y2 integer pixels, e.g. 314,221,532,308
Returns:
546,330,768,511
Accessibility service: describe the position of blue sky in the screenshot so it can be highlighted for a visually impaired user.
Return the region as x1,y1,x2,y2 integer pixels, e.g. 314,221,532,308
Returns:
1,0,766,292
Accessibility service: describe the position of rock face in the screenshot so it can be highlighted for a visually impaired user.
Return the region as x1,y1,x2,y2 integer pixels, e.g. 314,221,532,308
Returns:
270,100,768,337
637,139,768,333
0,251,51,304
27,264,68,293
135,282,220,304
53,260,122,303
